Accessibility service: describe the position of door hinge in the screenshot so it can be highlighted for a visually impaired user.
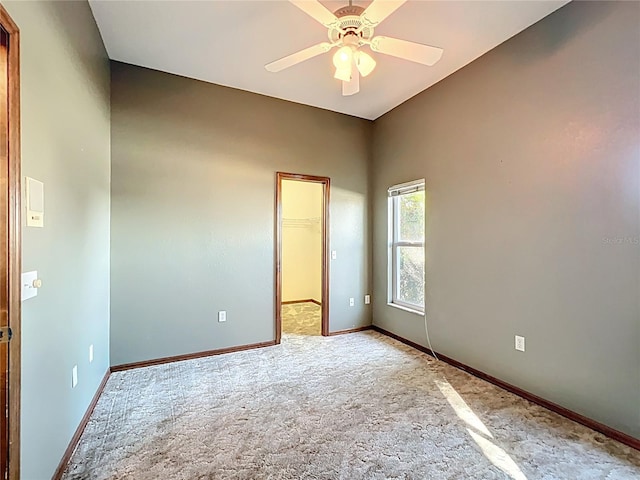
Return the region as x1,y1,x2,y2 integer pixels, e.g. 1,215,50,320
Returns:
0,326,12,344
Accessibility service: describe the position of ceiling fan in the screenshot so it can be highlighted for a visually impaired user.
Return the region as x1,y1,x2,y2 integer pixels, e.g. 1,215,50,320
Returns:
265,0,443,96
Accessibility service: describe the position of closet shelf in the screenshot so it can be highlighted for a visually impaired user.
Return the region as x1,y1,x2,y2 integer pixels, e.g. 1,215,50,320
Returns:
282,217,322,227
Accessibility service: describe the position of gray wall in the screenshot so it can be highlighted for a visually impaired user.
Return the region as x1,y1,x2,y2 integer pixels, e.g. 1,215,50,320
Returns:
6,3,637,476
2,1,111,478
110,62,372,366
372,1,640,438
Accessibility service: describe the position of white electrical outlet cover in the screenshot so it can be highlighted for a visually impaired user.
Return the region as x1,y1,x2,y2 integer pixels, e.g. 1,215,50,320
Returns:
349,298,355,306
364,295,371,304
515,335,525,352
218,311,227,322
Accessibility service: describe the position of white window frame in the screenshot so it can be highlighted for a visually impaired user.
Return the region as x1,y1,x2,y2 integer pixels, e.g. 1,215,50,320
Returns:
388,179,425,314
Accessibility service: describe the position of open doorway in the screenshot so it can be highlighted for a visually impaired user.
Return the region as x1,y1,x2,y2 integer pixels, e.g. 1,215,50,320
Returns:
275,173,329,343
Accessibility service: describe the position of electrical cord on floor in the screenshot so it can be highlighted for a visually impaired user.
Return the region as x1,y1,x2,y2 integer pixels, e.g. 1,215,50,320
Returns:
424,309,439,361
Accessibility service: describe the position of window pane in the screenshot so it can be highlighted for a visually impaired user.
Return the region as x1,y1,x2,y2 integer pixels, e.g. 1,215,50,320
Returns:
398,246,424,307
398,191,425,242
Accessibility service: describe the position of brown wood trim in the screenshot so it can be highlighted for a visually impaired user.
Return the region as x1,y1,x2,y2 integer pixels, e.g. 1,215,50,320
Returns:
321,177,330,337
371,325,640,451
327,325,372,336
275,172,330,343
282,300,308,305
110,340,277,372
0,6,19,480
371,326,437,357
282,299,322,306
275,172,331,183
52,369,110,480
275,174,282,344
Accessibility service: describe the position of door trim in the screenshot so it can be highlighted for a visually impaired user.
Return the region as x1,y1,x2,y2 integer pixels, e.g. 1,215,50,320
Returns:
0,5,20,480
275,172,330,343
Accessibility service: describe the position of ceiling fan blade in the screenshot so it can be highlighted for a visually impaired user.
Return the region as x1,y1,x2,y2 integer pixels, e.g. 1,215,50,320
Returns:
265,42,332,72
289,0,339,27
361,0,407,26
342,71,360,96
370,36,443,66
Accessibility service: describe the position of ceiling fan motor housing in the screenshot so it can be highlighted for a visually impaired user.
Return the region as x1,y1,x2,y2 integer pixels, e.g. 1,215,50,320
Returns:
328,5,374,44
333,4,365,17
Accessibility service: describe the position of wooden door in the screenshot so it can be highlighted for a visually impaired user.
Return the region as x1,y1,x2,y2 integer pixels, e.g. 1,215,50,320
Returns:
0,5,19,479
0,24,10,478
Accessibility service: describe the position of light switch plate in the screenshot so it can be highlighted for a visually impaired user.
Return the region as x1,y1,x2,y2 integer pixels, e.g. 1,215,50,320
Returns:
89,344,94,363
364,295,371,305
349,298,355,307
72,365,78,388
218,311,227,322
515,335,525,352
21,271,38,301
25,177,44,227
331,250,337,260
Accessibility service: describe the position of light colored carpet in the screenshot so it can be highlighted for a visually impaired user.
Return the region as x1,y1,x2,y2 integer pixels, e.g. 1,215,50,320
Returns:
61,331,640,480
282,302,322,336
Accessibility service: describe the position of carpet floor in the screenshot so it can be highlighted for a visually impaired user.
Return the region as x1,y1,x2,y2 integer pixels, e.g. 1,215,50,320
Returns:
61,326,640,479
282,302,322,336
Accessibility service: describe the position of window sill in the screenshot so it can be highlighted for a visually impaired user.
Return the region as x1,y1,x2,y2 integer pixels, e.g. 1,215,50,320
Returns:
387,302,424,317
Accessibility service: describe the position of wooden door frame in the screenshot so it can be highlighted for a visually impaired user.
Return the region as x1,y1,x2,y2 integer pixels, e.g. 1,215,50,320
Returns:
0,5,20,480
275,172,330,343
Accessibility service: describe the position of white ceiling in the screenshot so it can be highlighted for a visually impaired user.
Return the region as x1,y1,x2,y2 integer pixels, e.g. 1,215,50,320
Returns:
89,0,569,120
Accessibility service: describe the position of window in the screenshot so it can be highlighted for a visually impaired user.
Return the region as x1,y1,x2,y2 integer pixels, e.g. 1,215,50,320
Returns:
388,180,425,313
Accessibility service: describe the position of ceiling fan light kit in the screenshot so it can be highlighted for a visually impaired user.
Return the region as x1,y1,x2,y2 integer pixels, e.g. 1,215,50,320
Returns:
332,44,354,81
265,0,444,96
355,51,376,77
